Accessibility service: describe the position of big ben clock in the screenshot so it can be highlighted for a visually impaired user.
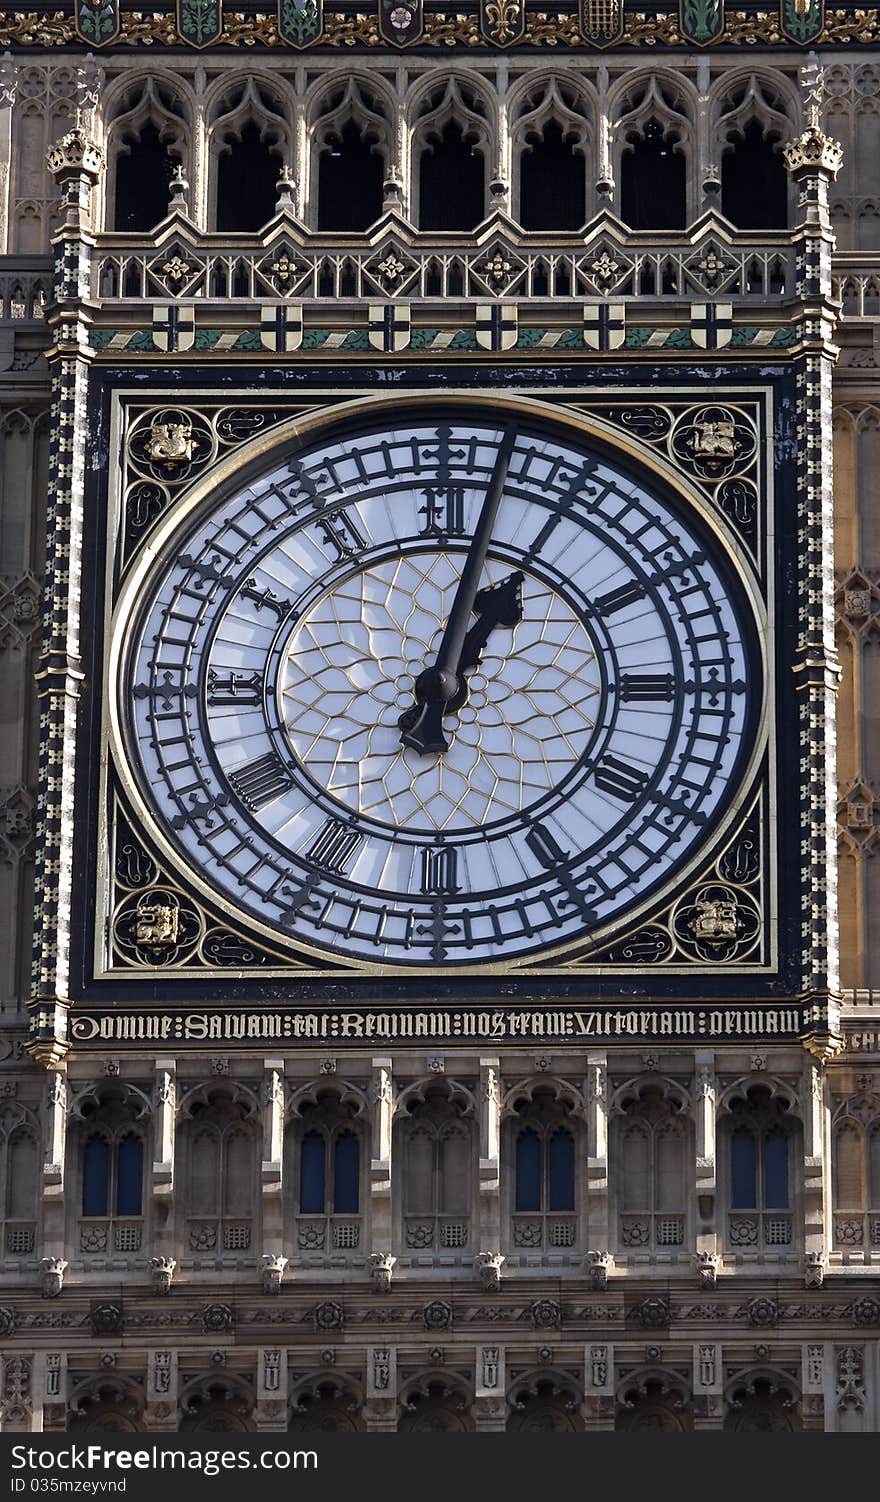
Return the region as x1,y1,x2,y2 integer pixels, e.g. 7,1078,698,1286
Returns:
104,394,766,974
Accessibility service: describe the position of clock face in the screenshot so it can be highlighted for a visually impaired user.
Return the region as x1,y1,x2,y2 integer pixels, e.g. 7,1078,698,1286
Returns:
115,406,759,969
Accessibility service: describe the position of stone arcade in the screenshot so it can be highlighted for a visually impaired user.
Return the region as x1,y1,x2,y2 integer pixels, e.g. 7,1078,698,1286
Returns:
1,0,880,1435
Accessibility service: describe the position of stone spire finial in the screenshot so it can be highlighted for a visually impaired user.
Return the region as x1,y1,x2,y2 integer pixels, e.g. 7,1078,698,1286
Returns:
168,161,190,213
46,118,104,183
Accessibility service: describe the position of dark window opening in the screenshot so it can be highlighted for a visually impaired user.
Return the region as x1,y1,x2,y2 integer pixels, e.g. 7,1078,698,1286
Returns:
721,121,787,230
300,1130,325,1214
333,1131,359,1214
515,1127,541,1212
116,1133,144,1217
519,123,585,231
216,122,279,233
731,1127,757,1209
620,120,687,231
548,1128,575,1212
317,122,383,232
114,123,174,232
82,1135,110,1217
419,124,484,232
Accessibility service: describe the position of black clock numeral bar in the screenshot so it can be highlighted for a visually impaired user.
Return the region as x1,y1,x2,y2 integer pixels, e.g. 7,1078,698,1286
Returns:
421,846,460,895
525,822,570,869
239,580,292,621
620,673,676,702
207,669,262,706
525,822,598,925
228,752,294,811
316,508,367,561
307,818,363,876
594,580,647,617
593,754,650,803
419,486,466,538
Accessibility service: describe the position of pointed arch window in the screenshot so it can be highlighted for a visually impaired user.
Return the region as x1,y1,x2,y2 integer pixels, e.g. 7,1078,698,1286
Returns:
317,121,383,232
184,1091,258,1255
80,1123,144,1254
399,1086,473,1251
298,1127,361,1217
414,78,490,233
621,120,687,230
512,81,590,232
832,1093,880,1248
419,122,485,232
725,1089,796,1251
217,122,281,233
510,1090,578,1250
209,79,289,233
1,1115,39,1255
615,1087,689,1252
519,122,586,231
106,77,188,234
713,77,793,231
291,1092,364,1255
721,121,787,229
114,122,175,232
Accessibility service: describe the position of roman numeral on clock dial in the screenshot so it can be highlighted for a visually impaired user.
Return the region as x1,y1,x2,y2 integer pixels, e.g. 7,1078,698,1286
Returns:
227,752,294,811
307,818,363,875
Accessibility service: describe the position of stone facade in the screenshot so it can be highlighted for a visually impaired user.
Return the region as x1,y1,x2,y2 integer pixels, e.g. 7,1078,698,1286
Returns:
0,20,879,1434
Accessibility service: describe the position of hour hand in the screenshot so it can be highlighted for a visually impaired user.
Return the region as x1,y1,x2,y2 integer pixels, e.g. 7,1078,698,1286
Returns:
445,571,524,713
398,571,524,755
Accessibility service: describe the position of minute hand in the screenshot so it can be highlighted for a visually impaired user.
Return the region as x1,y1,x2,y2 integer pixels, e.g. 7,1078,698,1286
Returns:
399,427,517,756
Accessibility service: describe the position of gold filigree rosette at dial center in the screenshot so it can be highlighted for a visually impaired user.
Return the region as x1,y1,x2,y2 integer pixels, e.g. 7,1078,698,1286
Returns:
280,554,601,833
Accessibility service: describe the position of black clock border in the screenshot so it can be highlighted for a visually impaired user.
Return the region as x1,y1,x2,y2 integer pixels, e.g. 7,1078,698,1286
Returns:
70,359,801,1013
119,419,753,962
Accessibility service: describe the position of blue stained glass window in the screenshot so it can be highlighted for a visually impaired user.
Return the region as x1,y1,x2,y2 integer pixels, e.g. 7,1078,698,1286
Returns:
300,1130,326,1214
548,1128,575,1212
116,1133,143,1216
333,1131,359,1214
515,1127,541,1212
763,1128,790,1210
82,1134,110,1217
731,1127,757,1209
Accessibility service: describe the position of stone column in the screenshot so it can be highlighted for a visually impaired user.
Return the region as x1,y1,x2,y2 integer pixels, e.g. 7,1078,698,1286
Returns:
490,57,511,216
0,57,16,255
42,1067,67,1258
801,1062,827,1285
28,119,103,1070
370,1057,393,1260
261,1059,285,1266
693,1051,718,1279
255,1349,288,1432
594,65,614,209
581,1342,615,1432
478,1056,501,1260
586,1051,610,1263
151,1058,175,1262
144,1350,179,1431
692,1342,724,1431
474,1345,506,1431
364,1344,397,1432
782,66,844,1062
694,54,714,217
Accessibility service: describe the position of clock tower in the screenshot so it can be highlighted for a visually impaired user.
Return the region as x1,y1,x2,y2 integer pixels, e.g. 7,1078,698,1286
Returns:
0,3,877,1435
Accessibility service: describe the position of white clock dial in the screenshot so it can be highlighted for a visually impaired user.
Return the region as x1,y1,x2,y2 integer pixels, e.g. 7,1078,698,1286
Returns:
117,409,758,968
